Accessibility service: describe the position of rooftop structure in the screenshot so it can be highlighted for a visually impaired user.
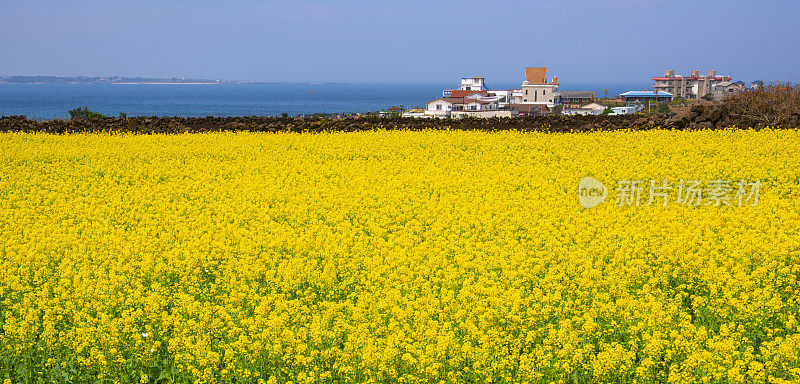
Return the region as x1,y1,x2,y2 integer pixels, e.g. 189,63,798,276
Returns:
524,68,549,84
619,90,674,103
443,76,488,97
459,76,485,91
560,91,595,107
447,90,489,98
429,97,495,105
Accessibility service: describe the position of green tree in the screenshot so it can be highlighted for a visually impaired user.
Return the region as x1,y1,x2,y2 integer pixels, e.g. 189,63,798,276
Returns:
68,106,104,120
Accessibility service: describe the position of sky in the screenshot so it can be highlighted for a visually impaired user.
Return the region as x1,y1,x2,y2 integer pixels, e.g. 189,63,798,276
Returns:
1,0,799,84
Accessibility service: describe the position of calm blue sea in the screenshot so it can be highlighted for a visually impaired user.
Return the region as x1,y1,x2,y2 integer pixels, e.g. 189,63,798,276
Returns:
0,82,650,119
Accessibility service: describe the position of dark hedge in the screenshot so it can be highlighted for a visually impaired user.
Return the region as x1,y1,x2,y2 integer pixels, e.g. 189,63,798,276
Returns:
0,104,792,135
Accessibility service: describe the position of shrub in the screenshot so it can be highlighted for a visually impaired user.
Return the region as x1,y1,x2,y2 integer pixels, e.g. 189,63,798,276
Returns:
721,82,800,126
68,106,104,120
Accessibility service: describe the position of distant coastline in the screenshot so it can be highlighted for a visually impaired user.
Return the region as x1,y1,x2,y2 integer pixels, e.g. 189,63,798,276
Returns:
0,76,360,85
110,82,220,85
0,76,262,85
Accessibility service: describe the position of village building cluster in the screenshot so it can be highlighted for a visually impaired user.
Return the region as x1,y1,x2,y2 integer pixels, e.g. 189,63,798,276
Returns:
400,67,762,119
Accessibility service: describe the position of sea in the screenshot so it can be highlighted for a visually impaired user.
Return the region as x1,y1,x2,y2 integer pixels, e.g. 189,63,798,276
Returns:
0,82,651,119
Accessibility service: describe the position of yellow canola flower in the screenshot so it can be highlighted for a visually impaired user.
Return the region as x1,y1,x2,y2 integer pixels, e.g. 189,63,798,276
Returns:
0,129,798,383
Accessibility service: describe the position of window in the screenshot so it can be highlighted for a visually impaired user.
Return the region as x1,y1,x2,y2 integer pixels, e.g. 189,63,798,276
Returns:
436,104,442,110
525,90,528,95
543,90,546,96
523,98,528,102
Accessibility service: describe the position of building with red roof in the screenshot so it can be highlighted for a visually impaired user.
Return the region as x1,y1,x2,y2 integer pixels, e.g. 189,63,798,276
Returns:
446,90,489,98
653,69,733,99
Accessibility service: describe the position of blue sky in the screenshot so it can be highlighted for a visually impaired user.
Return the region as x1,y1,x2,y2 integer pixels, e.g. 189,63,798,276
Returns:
1,0,798,83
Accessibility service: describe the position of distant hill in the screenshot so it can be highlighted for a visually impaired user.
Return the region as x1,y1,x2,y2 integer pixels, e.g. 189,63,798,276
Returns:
0,76,262,84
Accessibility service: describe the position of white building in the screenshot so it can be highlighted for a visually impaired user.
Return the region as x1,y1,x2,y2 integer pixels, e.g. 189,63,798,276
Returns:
425,97,500,118
424,76,514,118
486,89,514,107
459,76,485,91
459,99,498,111
426,98,453,117
563,102,606,116
401,108,428,118
609,106,638,115
444,76,488,97
513,67,559,109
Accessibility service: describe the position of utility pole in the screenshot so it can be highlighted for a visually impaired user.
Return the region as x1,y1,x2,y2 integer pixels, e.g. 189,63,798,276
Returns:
654,88,659,114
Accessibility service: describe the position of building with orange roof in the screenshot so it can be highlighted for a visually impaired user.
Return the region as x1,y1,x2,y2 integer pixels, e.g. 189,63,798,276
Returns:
513,67,560,108
524,67,548,84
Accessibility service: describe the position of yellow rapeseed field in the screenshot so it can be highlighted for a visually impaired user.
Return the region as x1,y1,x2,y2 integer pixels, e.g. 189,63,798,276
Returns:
1,129,799,384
